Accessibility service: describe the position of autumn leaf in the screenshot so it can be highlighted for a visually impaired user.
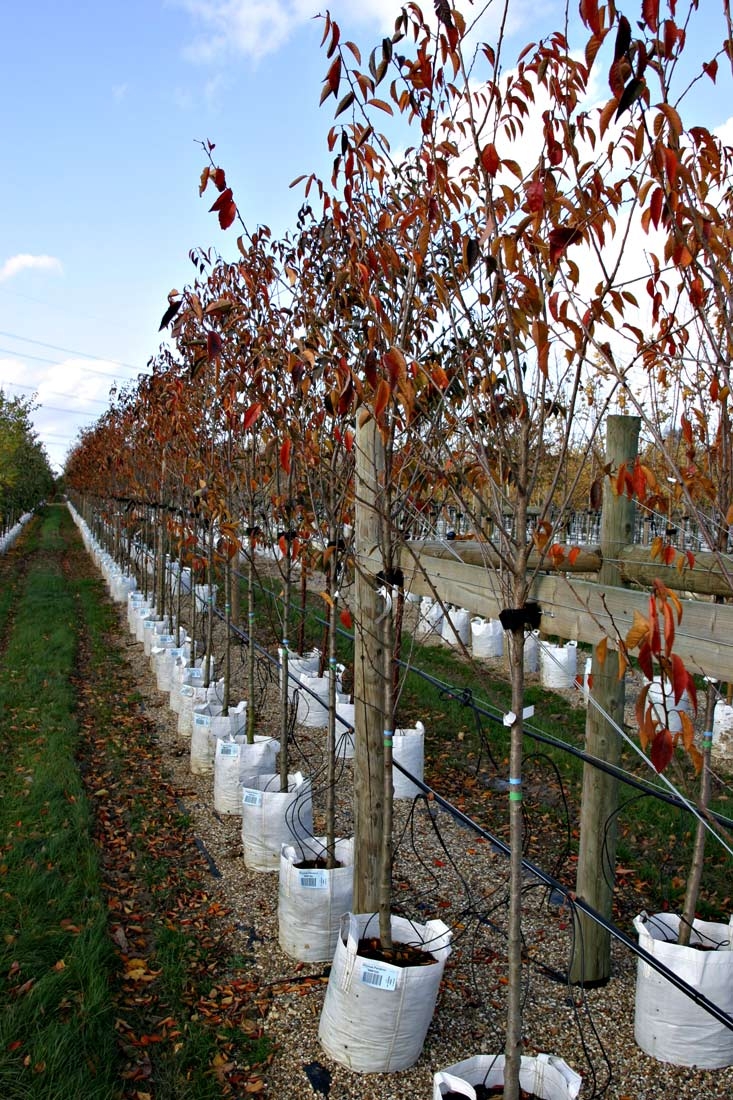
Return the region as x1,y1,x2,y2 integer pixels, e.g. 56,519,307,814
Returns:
206,331,222,360
279,437,292,476
625,609,650,650
158,299,181,332
339,608,353,629
650,728,674,773
242,403,262,432
595,636,608,664
481,143,500,177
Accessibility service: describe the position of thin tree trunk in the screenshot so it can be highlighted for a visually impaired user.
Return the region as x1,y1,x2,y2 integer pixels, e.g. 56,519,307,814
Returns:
678,684,716,944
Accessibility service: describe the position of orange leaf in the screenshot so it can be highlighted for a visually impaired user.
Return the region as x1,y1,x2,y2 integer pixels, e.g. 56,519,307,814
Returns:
279,437,292,476
625,609,650,650
374,378,391,421
339,608,353,629
595,636,608,664
242,403,262,432
481,143,500,177
568,546,581,566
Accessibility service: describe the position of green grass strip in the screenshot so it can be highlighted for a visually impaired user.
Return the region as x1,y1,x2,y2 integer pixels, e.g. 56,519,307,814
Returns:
0,508,121,1097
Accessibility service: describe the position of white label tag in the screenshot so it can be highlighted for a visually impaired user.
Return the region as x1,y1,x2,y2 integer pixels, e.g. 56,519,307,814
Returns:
180,686,194,698
219,743,239,758
359,960,399,991
189,669,203,681
298,870,328,890
194,714,211,728
242,788,263,807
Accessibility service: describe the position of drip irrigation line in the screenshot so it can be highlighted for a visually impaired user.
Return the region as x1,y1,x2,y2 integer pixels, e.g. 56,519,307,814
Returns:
218,567,733,830
400,775,733,1035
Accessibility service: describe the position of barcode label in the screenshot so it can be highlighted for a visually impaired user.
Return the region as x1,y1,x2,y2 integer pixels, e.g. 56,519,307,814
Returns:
189,669,203,681
180,686,194,698
194,714,211,728
298,870,328,890
219,743,240,758
159,634,174,644
242,788,263,807
359,962,399,991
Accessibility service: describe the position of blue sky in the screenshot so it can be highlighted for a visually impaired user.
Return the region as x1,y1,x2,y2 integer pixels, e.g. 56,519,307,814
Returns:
0,1,728,473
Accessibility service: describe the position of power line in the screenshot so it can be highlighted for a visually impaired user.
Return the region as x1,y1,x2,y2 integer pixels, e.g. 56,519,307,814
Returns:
0,345,138,381
0,378,109,407
0,329,148,374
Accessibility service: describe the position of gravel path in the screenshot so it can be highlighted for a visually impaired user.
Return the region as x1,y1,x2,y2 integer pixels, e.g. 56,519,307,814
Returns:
107,575,733,1100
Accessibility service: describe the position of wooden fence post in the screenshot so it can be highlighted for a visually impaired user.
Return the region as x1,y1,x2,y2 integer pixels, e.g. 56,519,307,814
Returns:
352,417,385,912
570,414,640,985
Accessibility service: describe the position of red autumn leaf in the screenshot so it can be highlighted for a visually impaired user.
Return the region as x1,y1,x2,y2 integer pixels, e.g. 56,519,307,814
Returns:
344,429,354,453
481,143,500,177
339,608,353,629
242,403,262,432
637,640,654,681
279,437,292,475
206,331,222,360
383,347,407,386
642,0,659,33
214,167,227,191
525,179,545,213
567,546,581,566
703,59,718,83
670,653,688,706
579,0,602,35
650,728,674,773
662,544,676,566
548,226,582,264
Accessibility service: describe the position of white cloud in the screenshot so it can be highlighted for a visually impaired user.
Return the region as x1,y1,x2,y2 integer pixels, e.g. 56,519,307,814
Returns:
0,253,63,282
173,0,541,64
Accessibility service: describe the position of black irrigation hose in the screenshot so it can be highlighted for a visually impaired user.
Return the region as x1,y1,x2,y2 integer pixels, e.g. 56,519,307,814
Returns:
186,569,733,1033
401,775,733,1035
241,569,733,831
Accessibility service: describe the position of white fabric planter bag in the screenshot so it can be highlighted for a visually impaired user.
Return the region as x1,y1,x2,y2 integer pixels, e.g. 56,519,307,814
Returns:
713,702,733,765
335,702,355,759
471,617,504,658
393,723,425,799
194,583,218,613
177,676,222,740
213,736,279,815
150,633,176,675
433,1054,582,1100
417,597,443,639
525,630,540,674
634,911,733,1067
143,618,168,656
280,648,320,701
170,662,206,715
540,641,577,690
238,735,280,788
318,911,452,1073
296,672,344,728
135,610,156,644
190,702,246,776
441,607,470,647
127,594,152,633
648,675,694,734
241,772,313,872
278,836,354,962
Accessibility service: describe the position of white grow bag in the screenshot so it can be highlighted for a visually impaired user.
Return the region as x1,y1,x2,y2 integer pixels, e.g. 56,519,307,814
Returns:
295,672,345,728
540,641,577,690
647,675,694,734
393,723,425,799
278,836,354,962
417,597,443,639
214,734,279,814
713,701,733,766
241,772,313,872
280,648,320,701
318,911,452,1073
213,736,279,816
433,1054,581,1100
190,701,246,776
471,617,504,659
441,607,470,647
634,911,733,1068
